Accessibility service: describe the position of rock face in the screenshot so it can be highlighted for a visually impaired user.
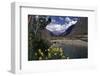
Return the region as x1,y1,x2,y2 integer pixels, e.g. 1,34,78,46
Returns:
68,17,88,37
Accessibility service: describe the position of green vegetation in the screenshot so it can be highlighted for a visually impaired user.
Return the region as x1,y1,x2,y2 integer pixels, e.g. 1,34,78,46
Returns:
34,46,68,60
28,15,68,60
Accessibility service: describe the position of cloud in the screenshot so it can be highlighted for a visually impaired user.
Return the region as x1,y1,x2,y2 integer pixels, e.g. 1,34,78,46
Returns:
46,16,78,36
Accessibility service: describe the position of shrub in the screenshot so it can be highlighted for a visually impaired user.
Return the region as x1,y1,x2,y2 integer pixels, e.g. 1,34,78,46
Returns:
34,46,68,60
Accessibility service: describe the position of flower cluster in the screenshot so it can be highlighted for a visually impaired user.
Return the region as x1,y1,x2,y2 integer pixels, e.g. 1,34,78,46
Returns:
47,47,66,59
34,46,69,60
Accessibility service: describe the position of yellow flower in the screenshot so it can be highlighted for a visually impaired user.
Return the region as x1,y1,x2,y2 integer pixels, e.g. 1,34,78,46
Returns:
60,53,63,56
56,48,59,51
40,52,44,56
48,49,50,51
62,55,65,58
39,57,42,60
38,49,42,53
54,53,57,55
59,48,63,53
35,53,37,56
54,48,56,51
48,53,51,58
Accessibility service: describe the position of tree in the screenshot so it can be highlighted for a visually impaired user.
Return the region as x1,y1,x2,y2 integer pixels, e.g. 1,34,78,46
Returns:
28,15,51,60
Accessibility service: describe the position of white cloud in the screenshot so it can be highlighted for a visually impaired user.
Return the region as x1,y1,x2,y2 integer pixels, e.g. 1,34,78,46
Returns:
46,17,78,35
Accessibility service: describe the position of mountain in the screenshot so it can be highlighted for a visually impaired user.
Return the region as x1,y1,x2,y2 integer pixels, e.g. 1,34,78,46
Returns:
46,17,78,36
